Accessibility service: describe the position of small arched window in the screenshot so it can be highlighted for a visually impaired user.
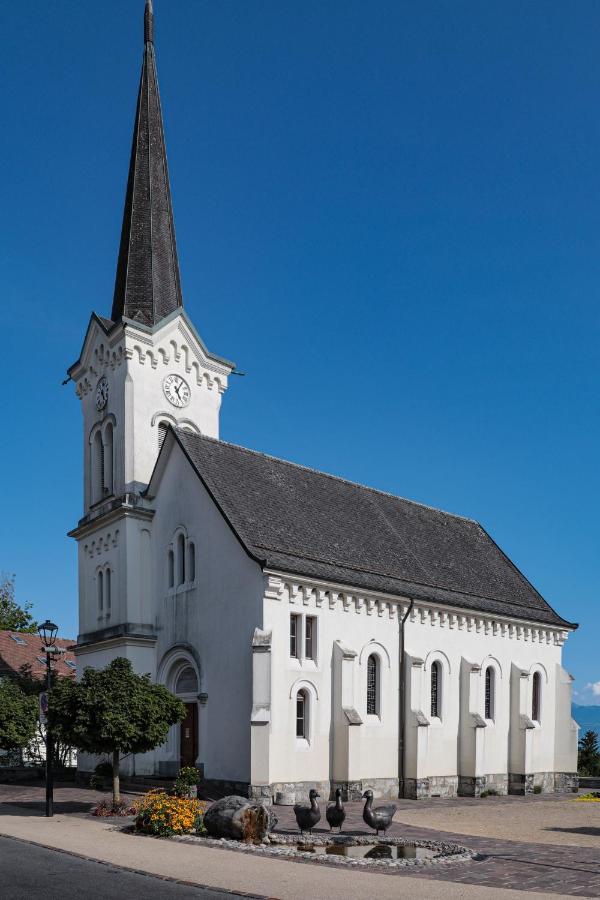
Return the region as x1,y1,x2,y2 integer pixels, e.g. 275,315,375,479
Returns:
296,689,309,739
431,661,442,719
367,654,379,716
103,423,113,495
168,549,175,588
176,666,199,695
177,533,186,585
532,671,542,723
485,666,495,720
188,542,196,583
105,568,112,613
97,570,103,614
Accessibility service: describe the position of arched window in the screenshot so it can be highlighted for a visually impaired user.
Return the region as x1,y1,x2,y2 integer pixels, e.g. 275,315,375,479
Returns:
296,689,309,739
176,666,198,695
188,542,196,583
158,421,169,452
97,570,103,614
177,533,186,585
168,549,175,588
431,661,442,719
105,568,112,613
485,666,495,720
532,671,542,723
92,430,104,504
103,423,113,495
367,654,379,716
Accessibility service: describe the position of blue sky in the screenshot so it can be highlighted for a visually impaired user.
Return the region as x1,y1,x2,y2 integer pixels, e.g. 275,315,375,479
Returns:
2,1,598,701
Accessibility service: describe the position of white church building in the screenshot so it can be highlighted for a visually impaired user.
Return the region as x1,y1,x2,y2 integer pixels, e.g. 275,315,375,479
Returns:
68,2,578,801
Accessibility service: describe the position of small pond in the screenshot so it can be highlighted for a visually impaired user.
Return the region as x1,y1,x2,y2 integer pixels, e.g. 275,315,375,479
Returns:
295,842,438,860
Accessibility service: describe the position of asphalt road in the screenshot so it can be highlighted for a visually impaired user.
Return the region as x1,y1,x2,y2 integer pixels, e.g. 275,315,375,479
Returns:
0,835,260,900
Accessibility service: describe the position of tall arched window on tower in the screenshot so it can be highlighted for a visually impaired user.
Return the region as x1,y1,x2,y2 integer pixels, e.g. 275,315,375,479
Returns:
158,421,169,452
92,430,104,504
177,533,186,586
105,568,112,614
431,661,442,719
296,689,309,739
532,671,542,723
97,570,103,615
188,542,196,583
103,422,113,495
168,549,175,589
485,666,495,720
367,654,380,716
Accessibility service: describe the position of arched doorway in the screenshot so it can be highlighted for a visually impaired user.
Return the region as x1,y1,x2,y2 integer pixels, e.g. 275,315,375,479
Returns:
175,665,199,767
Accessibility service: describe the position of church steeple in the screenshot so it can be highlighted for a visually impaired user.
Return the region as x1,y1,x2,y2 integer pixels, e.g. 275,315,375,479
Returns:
111,0,183,326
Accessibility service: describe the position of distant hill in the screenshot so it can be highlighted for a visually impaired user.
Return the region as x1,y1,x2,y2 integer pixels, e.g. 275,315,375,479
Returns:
572,704,600,733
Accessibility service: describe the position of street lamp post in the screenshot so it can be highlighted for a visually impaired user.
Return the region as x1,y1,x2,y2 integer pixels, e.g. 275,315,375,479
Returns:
38,619,58,818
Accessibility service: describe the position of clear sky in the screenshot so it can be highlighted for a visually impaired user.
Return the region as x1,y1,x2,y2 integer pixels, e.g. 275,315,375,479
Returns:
2,1,598,702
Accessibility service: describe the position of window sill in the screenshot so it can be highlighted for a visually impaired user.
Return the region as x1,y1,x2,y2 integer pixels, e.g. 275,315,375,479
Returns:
295,738,310,751
429,716,443,728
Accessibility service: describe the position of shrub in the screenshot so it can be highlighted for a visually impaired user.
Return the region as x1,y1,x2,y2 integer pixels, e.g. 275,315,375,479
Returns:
533,785,542,794
480,789,498,798
89,774,104,792
174,766,200,797
135,791,207,837
574,792,600,802
94,760,113,777
93,799,137,817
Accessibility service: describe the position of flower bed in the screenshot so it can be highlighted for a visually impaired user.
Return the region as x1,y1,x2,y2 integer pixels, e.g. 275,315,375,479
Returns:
135,791,207,837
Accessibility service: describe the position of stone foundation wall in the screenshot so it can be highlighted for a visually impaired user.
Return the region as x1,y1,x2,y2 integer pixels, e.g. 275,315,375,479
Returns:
509,772,579,795
330,778,399,802
458,774,509,797
402,776,459,799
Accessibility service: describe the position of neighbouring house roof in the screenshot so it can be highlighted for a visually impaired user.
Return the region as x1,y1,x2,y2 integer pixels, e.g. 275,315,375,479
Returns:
111,0,183,327
169,430,574,630
0,632,77,681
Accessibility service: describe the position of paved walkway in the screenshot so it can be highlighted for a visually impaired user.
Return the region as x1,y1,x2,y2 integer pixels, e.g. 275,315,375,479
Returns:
0,783,598,898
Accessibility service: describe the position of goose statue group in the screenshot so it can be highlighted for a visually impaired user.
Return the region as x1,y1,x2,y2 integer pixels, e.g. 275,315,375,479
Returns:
361,789,397,836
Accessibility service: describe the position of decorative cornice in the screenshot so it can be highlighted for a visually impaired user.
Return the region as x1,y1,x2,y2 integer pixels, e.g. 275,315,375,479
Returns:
263,572,571,646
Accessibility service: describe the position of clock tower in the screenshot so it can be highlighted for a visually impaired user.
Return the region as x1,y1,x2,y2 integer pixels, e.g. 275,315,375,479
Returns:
67,1,233,660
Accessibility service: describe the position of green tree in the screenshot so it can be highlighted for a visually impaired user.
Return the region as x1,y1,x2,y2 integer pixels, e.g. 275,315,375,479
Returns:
578,729,600,776
0,574,37,633
0,678,38,751
49,657,186,804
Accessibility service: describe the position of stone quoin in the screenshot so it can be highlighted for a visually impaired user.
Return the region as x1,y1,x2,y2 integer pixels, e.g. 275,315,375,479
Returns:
67,1,578,801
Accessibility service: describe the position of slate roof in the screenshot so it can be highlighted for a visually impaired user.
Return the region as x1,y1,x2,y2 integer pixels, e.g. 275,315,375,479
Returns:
111,0,183,326
172,430,574,629
0,632,77,681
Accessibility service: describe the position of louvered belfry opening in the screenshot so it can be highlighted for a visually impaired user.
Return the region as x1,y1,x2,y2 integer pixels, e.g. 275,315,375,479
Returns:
111,0,183,326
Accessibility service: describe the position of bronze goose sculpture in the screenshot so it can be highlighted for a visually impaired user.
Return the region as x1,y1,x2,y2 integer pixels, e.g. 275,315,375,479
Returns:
325,788,346,832
362,789,397,836
293,789,321,834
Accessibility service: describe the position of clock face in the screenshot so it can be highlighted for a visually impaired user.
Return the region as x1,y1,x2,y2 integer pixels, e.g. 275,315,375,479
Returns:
163,373,191,408
95,376,109,411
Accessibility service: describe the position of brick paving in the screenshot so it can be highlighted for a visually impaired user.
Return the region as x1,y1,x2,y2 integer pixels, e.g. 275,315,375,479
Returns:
1,783,599,896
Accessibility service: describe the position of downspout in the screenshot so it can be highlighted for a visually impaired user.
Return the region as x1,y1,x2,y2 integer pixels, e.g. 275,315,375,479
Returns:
398,598,414,798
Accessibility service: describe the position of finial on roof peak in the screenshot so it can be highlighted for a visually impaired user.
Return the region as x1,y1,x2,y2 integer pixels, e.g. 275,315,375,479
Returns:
144,0,154,45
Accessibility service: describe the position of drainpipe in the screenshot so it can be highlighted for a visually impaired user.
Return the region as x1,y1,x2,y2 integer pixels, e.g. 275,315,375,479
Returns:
398,598,414,798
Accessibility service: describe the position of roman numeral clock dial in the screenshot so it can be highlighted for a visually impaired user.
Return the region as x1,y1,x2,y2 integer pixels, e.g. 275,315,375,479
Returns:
163,374,191,408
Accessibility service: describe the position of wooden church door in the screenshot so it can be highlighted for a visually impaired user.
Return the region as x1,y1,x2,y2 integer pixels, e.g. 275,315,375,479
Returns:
180,703,198,767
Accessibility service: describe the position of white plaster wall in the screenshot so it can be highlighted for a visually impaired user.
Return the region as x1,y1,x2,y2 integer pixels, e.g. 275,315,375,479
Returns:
264,591,400,787
151,442,264,784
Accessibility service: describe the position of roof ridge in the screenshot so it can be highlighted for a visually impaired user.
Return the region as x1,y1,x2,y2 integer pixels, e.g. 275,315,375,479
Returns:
176,430,479,526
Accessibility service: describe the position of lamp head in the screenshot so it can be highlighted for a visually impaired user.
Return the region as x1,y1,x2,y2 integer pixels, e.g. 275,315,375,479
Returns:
38,620,58,648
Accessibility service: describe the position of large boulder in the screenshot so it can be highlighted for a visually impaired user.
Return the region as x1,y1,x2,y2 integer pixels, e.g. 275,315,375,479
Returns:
203,795,277,843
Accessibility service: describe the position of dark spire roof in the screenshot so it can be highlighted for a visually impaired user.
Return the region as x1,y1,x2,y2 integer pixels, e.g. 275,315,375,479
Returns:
111,0,183,326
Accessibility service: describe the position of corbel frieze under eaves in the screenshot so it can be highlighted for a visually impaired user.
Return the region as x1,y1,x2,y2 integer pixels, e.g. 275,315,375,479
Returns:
263,572,569,646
